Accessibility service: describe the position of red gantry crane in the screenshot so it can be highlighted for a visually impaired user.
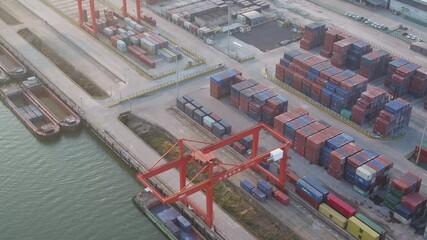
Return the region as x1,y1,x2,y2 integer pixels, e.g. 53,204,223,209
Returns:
136,123,291,227
77,0,142,37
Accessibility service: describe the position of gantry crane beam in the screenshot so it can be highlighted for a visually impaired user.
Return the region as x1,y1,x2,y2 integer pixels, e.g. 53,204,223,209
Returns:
136,123,290,226
77,0,97,37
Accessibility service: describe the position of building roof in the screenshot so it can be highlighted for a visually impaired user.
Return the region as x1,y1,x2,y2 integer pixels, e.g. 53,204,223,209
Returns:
367,0,385,6
194,9,227,21
242,11,264,20
394,0,427,11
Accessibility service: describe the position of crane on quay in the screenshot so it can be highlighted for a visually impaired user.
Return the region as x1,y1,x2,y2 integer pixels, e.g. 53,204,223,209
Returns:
77,0,143,37
136,123,290,227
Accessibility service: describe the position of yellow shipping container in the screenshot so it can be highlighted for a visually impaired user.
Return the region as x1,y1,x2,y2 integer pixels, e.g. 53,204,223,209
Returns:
319,203,348,228
347,216,380,240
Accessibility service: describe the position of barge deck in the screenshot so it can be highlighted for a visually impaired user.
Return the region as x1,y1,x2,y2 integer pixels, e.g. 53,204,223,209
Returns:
0,83,60,139
22,77,81,131
0,45,26,79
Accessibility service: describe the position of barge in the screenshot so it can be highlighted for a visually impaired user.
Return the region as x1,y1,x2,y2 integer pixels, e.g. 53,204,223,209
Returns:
0,45,26,79
0,83,60,139
22,77,81,131
133,189,204,240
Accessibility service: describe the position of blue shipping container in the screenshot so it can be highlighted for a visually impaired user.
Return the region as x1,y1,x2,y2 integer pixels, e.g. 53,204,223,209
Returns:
176,215,192,232
296,179,324,203
240,179,255,193
302,177,329,199
257,179,273,198
251,188,267,202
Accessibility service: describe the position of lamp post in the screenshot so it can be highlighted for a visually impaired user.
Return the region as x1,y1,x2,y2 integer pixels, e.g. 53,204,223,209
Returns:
227,1,231,55
416,119,427,165
175,45,179,98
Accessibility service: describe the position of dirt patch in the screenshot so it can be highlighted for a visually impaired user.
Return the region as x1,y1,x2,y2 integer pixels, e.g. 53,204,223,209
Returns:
120,113,300,240
233,21,301,52
0,4,20,25
17,28,108,98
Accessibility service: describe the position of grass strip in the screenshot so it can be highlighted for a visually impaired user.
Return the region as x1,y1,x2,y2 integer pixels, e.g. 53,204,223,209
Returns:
120,113,300,240
0,4,21,25
17,28,108,98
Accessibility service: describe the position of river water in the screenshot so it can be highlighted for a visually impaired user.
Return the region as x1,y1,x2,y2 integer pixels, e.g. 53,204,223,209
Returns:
0,104,165,240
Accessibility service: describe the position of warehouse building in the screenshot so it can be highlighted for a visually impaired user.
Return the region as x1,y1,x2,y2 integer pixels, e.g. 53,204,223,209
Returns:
388,0,427,24
242,11,265,26
194,9,228,27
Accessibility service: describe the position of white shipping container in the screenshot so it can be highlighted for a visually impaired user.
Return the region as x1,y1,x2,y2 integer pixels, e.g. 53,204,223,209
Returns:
124,17,131,26
130,36,139,45
117,28,127,35
172,14,180,22
135,24,144,32
184,21,192,29
104,27,113,36
356,166,371,181
130,20,137,28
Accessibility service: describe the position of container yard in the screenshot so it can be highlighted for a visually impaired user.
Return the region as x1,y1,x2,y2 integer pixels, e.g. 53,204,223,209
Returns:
2,0,427,240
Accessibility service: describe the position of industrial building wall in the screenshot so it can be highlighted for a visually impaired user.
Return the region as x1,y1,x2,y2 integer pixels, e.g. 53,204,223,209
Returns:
389,0,427,23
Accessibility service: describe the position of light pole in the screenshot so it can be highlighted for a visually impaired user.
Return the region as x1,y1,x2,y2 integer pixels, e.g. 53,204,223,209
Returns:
175,45,179,98
123,67,129,84
227,1,231,55
416,119,427,165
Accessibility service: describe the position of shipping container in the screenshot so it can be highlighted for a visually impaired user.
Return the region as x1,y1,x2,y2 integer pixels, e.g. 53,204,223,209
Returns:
347,217,380,240
355,213,386,240
296,179,324,203
257,179,273,198
326,193,356,218
273,190,289,205
302,177,329,200
176,215,192,232
251,188,267,202
319,203,348,228
240,179,255,193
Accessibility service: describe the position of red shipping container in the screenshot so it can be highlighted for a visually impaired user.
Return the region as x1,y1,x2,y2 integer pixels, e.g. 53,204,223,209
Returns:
294,121,329,156
326,194,356,218
232,142,246,154
286,170,300,185
401,192,427,213
305,127,342,164
273,109,308,136
292,73,304,91
296,188,320,209
273,190,290,205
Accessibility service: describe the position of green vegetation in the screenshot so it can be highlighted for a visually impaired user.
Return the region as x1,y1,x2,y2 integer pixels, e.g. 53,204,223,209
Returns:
17,28,108,98
0,4,20,25
121,113,300,240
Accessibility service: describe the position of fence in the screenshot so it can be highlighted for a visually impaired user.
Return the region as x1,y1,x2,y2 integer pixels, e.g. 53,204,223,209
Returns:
109,65,225,107
263,68,404,141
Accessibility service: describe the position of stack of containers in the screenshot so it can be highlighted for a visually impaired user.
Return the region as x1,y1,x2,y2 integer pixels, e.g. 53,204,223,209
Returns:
257,179,273,199
346,41,372,70
384,172,422,211
262,96,289,126
328,143,363,180
374,98,412,137
351,88,388,125
280,50,303,85
230,80,258,108
284,115,316,142
354,155,394,196
359,50,391,81
307,62,333,82
389,62,420,96
344,149,379,184
320,67,343,107
239,84,268,115
331,38,358,68
395,192,427,224
275,63,286,82
294,121,330,156
340,74,369,108
305,127,342,164
295,178,325,209
319,133,355,168
329,71,357,113
409,68,427,97
300,22,326,50
273,108,308,137
210,69,242,99
248,89,277,121
320,29,341,58
385,58,410,87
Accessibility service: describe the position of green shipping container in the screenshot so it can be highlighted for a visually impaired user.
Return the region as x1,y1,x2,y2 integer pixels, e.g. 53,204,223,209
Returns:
347,217,380,240
356,213,386,240
340,109,352,120
389,188,405,198
319,204,348,228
